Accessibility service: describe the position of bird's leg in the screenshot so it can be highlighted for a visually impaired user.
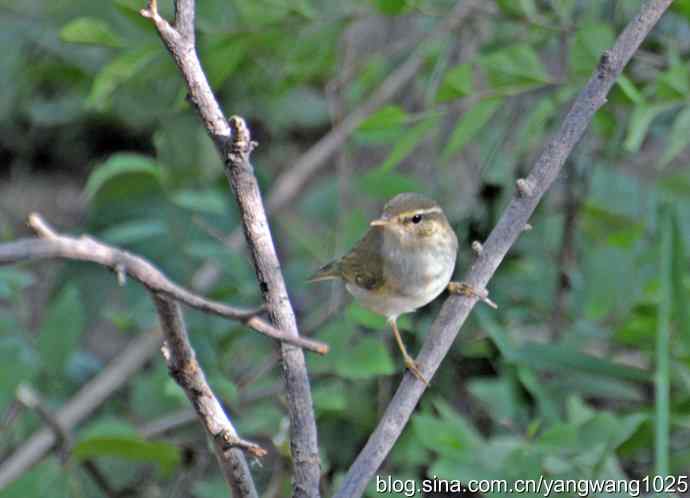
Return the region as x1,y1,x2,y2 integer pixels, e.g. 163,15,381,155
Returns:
389,318,428,385
448,281,498,309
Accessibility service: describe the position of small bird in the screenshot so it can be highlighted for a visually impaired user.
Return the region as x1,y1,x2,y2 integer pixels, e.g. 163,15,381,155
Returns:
309,192,494,384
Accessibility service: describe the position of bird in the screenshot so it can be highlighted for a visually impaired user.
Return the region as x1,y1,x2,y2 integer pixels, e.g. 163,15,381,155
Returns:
308,192,494,384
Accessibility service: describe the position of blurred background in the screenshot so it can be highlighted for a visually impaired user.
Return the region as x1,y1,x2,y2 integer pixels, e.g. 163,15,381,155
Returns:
1,0,690,496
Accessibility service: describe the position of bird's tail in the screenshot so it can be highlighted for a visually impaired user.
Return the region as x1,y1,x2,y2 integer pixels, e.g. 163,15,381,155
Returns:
306,261,341,283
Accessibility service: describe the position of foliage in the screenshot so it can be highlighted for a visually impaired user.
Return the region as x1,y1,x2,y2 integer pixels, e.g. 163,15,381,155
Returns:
1,0,690,496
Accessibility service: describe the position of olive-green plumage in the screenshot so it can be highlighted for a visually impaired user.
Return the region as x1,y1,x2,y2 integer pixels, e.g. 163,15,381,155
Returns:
308,192,460,383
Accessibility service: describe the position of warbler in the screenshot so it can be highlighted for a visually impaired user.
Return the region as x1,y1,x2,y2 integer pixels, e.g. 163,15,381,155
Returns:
309,192,493,383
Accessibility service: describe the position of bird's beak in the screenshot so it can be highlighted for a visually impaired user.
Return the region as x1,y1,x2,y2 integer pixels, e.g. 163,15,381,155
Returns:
370,218,389,227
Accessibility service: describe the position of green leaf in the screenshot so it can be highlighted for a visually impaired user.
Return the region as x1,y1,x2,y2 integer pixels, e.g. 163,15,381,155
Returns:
87,47,158,110
413,398,482,458
2,460,69,498
670,211,690,351
346,303,412,331
313,380,347,413
441,98,502,162
496,0,538,18
358,105,408,131
468,376,523,427
0,268,35,298
370,0,412,15
659,106,690,167
0,337,37,406
656,55,690,100
480,44,550,91
60,17,123,48
570,22,615,76
73,435,181,474
358,170,422,199
623,103,671,153
616,75,644,104
335,336,395,379
376,117,438,174
84,153,164,203
656,207,672,475
437,63,474,103
37,285,84,376
202,36,247,87
100,219,167,245
171,189,227,215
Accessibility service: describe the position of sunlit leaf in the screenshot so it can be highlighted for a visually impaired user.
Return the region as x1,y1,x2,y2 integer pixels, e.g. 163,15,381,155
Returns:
437,63,474,102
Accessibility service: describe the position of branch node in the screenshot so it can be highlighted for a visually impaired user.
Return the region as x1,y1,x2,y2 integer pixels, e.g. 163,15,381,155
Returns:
216,431,268,458
597,49,615,76
516,178,535,197
228,116,256,157
140,0,159,20
27,213,58,239
115,264,127,286
471,240,483,256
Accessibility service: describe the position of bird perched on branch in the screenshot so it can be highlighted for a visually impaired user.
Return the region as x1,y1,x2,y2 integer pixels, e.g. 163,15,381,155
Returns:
309,192,495,384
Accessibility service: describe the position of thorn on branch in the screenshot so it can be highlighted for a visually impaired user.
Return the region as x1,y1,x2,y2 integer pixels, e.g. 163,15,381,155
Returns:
516,178,535,197
471,241,483,256
523,223,533,232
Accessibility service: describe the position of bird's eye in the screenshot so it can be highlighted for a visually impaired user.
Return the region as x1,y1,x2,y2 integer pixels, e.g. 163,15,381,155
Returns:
411,214,422,224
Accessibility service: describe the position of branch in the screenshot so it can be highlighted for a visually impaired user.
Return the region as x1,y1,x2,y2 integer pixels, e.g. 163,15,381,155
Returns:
0,331,161,488
190,0,481,291
141,2,321,495
154,296,261,497
333,1,673,496
0,214,328,354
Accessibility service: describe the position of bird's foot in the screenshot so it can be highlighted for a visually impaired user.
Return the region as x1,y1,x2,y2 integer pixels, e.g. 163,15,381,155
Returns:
448,281,498,309
403,355,428,385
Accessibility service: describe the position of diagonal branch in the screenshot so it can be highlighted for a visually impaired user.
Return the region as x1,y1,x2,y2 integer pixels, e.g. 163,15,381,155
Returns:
333,1,673,496
141,1,322,495
0,214,328,354
154,296,261,497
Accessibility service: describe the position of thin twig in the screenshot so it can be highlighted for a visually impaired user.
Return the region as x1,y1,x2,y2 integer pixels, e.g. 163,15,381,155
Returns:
0,213,328,354
0,331,161,488
334,1,673,496
140,1,322,495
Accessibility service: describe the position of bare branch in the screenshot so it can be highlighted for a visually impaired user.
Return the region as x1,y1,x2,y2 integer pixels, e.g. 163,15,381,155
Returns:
0,214,328,354
224,117,321,497
0,332,161,488
142,3,322,495
154,296,261,497
334,1,673,496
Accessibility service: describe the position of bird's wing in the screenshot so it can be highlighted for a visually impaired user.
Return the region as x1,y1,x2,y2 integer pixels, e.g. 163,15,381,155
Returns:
338,228,384,291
